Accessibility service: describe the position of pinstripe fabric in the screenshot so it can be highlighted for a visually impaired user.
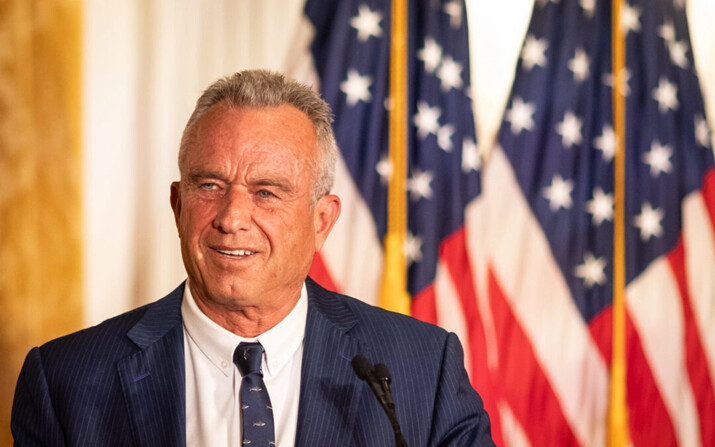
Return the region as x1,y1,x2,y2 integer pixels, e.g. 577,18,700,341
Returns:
296,279,494,447
12,279,494,446
12,285,186,447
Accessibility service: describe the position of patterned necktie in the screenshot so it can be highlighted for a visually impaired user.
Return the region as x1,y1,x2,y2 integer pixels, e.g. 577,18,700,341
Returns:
233,342,275,446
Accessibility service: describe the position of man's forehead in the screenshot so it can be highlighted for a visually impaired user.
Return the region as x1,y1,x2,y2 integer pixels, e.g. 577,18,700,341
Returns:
180,102,318,172
187,103,314,143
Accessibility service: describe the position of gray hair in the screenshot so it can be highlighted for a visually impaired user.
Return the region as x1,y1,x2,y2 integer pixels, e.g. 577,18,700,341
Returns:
179,70,338,203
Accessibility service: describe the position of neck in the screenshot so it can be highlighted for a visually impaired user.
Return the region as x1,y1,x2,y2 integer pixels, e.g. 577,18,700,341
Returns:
190,287,302,338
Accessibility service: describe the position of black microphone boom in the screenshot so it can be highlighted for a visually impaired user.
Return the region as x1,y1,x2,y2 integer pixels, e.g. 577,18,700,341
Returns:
351,355,409,447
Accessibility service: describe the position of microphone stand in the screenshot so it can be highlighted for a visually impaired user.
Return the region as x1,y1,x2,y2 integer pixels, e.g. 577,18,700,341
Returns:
374,364,408,447
352,355,409,447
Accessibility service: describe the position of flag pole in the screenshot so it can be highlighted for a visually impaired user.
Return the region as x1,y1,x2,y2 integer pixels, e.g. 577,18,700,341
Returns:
608,0,630,445
379,0,411,314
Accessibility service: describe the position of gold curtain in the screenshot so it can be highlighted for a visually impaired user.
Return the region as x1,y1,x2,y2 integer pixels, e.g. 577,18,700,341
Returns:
0,0,82,444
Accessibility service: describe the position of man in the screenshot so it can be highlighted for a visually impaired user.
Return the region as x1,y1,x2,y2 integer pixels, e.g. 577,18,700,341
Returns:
12,70,494,446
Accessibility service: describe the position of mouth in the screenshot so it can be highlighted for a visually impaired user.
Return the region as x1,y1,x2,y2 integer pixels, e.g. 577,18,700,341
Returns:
214,248,256,257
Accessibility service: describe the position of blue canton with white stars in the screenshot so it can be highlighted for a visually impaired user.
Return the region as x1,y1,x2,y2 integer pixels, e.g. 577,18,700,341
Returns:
305,0,480,296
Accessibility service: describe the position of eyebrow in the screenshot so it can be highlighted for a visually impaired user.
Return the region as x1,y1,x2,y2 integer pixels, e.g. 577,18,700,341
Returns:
187,171,295,193
187,171,225,182
250,176,294,193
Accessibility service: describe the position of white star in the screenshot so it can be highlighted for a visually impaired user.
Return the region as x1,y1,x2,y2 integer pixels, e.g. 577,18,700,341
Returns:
643,140,673,177
658,19,675,43
543,174,574,211
668,40,689,69
658,19,688,68
603,68,632,97
695,114,712,148
580,0,596,18
443,0,463,28
521,35,548,70
437,124,455,151
407,168,434,201
574,252,607,288
621,4,641,34
505,97,536,134
652,77,679,113
404,232,423,265
568,48,590,82
586,187,614,226
633,202,664,241
556,111,583,148
437,56,463,91
413,101,442,139
340,69,373,106
350,4,383,42
593,125,617,162
462,138,481,172
418,37,443,74
376,153,392,185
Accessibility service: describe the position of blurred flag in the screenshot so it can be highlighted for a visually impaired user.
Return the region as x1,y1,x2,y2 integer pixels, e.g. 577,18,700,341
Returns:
474,0,715,445
289,0,484,393
288,0,715,444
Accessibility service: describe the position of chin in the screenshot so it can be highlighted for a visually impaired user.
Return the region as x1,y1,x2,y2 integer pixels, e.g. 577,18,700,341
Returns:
214,281,257,302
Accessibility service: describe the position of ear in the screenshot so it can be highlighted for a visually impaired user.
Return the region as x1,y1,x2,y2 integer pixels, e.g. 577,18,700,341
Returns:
313,194,341,252
170,181,182,230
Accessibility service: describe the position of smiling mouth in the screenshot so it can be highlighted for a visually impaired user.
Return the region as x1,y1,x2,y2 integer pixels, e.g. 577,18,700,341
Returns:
215,248,255,257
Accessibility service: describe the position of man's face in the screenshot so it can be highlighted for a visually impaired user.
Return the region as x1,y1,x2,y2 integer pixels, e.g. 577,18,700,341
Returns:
171,103,339,318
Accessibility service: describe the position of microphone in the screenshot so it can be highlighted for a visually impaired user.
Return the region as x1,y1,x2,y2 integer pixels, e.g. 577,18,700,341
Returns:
351,354,373,381
351,355,389,407
351,355,408,447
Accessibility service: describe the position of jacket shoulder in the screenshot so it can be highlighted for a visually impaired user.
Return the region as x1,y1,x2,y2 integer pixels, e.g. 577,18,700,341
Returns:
306,277,449,352
37,283,184,373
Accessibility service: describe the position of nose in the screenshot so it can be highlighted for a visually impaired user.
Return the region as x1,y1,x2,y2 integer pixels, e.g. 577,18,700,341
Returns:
213,186,251,233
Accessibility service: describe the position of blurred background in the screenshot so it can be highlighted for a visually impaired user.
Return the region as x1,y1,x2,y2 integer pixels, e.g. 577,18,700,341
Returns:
1,0,713,445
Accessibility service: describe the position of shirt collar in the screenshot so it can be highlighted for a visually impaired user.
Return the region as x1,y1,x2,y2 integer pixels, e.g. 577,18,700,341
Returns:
181,279,308,378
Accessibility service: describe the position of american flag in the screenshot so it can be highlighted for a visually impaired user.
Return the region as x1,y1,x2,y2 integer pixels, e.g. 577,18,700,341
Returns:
290,0,480,319
478,0,715,445
288,0,715,445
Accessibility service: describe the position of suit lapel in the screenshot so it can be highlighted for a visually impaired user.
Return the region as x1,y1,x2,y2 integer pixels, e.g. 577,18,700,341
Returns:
114,280,368,446
295,279,368,447
118,284,186,447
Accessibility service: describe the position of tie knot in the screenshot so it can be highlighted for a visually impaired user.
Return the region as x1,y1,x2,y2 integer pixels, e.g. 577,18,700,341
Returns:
234,342,264,376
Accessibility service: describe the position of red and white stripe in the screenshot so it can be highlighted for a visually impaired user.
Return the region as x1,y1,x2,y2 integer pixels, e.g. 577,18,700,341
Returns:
462,148,715,446
466,147,608,446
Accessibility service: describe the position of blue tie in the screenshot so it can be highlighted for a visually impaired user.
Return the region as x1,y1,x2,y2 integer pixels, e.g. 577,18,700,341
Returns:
234,342,275,446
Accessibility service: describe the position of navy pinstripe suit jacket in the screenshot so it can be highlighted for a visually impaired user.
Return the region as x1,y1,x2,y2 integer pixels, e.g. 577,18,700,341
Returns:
12,278,494,446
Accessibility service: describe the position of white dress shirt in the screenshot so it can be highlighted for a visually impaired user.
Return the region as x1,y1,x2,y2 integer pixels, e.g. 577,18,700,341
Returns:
182,280,307,447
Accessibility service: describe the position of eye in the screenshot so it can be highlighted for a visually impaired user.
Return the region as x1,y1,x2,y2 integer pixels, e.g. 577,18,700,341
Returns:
200,182,218,190
256,189,274,199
